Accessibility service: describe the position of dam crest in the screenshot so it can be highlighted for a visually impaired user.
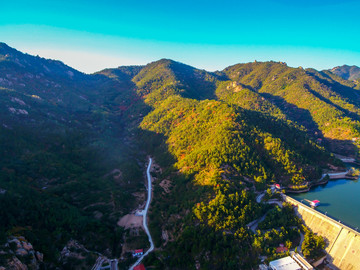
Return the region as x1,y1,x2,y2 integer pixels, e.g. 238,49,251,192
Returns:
283,195,360,270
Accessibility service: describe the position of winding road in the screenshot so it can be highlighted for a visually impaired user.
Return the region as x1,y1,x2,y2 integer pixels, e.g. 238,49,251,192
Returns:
129,157,154,270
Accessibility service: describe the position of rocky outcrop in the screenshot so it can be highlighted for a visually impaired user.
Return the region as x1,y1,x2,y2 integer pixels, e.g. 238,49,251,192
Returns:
0,236,43,270
59,240,99,269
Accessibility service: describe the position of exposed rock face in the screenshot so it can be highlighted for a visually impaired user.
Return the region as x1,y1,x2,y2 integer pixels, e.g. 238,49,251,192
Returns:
1,237,97,269
7,257,28,270
59,240,99,269
35,252,43,262
15,248,28,256
0,236,43,270
226,81,244,92
22,242,33,252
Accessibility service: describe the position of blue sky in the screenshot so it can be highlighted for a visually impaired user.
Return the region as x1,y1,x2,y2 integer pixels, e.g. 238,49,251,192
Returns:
1,0,359,73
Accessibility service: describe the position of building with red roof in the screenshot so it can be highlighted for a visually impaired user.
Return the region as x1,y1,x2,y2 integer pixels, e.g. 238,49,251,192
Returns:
310,200,320,207
132,249,144,257
134,264,146,270
276,243,289,253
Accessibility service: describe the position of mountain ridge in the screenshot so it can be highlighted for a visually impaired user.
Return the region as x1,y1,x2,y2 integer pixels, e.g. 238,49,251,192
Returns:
0,42,358,269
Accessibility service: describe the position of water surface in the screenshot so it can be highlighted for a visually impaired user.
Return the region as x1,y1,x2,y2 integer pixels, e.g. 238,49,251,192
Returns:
291,177,360,229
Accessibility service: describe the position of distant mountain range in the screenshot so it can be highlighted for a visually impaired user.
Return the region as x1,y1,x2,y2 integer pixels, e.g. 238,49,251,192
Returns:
329,64,360,81
1,42,359,269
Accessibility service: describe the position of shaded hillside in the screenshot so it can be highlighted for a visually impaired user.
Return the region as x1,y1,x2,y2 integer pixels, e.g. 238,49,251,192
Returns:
0,44,148,268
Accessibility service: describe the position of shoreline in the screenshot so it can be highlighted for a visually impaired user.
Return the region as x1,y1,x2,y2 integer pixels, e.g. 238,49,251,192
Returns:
286,170,358,194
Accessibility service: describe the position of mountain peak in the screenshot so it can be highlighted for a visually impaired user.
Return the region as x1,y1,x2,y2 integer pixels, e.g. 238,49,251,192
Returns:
0,42,18,55
329,65,360,81
0,42,11,49
145,58,182,69
0,41,84,80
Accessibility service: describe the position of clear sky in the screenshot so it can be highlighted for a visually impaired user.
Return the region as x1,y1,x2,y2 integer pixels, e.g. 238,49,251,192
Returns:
1,0,359,73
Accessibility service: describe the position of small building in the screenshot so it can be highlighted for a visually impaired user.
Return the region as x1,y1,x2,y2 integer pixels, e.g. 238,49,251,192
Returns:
276,243,289,253
310,200,320,207
134,264,146,270
275,184,281,190
132,249,143,257
269,256,301,270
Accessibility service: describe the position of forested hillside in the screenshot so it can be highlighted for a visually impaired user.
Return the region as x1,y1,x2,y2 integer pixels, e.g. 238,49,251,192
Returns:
130,60,343,268
223,62,360,155
0,43,148,268
1,43,360,269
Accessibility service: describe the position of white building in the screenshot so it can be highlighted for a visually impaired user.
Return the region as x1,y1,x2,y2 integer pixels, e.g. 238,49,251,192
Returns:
269,256,301,270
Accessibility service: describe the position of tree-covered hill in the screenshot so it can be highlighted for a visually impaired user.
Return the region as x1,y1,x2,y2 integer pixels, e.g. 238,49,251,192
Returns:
0,44,148,268
131,59,222,104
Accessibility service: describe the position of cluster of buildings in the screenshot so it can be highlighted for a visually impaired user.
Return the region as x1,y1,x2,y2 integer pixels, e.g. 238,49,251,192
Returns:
132,249,146,270
132,249,143,257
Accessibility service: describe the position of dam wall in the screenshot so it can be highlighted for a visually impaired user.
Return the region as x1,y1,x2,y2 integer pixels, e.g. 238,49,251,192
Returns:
284,195,360,270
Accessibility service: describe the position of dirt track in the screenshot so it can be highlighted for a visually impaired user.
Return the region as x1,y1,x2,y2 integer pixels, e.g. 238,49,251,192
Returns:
117,214,143,229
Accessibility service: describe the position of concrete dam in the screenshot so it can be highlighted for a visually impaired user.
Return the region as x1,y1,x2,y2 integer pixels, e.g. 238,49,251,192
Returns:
284,196,360,270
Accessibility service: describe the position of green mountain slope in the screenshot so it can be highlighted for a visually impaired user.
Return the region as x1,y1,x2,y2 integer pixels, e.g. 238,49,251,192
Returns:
223,61,360,155
134,60,341,268
132,59,221,104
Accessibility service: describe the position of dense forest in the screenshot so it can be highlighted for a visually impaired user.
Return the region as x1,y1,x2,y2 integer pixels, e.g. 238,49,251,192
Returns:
0,43,359,269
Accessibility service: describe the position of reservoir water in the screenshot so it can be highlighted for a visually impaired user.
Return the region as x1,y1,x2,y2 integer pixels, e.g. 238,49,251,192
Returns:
290,176,360,230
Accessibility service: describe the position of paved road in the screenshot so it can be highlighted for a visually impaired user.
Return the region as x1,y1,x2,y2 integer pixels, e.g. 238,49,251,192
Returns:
256,192,265,203
129,157,154,270
322,170,349,179
297,232,305,254
91,257,106,270
249,213,267,233
110,259,118,270
267,199,283,208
